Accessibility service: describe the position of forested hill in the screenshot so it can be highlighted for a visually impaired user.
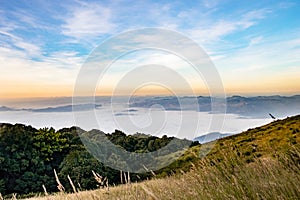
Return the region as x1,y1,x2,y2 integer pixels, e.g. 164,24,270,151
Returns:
0,115,300,198
0,123,198,196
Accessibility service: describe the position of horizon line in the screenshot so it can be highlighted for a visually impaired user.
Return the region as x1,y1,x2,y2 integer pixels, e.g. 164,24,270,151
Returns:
1,93,300,101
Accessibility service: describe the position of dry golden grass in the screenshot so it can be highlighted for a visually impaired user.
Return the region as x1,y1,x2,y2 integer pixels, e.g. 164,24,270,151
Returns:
22,150,300,200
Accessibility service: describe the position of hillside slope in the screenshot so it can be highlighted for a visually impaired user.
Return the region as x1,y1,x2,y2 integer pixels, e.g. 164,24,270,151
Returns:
206,115,300,162
24,115,300,200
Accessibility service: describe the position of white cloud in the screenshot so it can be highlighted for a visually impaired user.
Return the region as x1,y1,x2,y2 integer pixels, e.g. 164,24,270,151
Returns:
248,36,264,47
202,0,219,8
14,40,41,57
0,46,81,99
0,30,18,39
187,8,272,44
61,2,116,41
11,10,55,31
243,8,272,21
44,51,85,69
0,24,80,97
189,20,239,43
215,36,300,75
0,29,42,57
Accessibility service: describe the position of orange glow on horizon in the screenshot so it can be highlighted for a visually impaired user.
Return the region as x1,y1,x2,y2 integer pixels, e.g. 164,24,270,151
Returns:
1,87,300,100
1,76,300,99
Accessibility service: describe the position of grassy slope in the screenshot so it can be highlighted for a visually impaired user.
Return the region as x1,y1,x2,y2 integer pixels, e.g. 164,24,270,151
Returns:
25,115,300,200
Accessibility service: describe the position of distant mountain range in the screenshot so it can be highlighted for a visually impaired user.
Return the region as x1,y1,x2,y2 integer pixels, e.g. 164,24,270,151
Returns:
193,132,232,144
31,104,102,112
129,95,300,118
0,106,16,111
212,95,300,118
0,104,101,113
1,95,300,118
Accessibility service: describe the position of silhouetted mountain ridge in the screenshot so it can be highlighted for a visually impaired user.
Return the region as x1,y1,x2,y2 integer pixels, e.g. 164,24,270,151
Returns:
0,104,101,113
130,95,300,118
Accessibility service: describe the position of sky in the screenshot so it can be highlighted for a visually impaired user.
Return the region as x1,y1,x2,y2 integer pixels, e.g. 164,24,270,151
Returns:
0,0,300,99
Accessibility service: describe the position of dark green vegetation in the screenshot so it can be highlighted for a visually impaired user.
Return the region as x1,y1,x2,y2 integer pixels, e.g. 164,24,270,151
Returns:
0,124,198,197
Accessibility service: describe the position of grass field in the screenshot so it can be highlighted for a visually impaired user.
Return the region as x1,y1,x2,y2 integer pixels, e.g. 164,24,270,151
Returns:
23,151,299,200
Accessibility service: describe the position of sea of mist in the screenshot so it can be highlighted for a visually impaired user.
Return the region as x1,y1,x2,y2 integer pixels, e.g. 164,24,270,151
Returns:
0,96,278,140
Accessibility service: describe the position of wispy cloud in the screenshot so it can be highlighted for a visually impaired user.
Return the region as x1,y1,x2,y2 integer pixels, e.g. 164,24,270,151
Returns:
61,2,116,42
44,51,85,69
188,8,272,44
0,30,42,57
248,36,264,47
10,10,55,31
202,0,220,8
243,8,273,21
216,34,300,74
0,45,82,97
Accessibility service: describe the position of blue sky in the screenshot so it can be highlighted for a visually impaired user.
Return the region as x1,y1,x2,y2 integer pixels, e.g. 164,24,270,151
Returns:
0,0,299,98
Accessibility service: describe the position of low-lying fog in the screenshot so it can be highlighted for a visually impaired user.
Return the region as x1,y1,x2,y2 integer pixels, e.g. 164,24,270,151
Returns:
1,96,288,140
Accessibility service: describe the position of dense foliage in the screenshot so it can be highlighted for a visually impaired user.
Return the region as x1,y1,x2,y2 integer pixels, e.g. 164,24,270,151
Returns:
0,123,199,196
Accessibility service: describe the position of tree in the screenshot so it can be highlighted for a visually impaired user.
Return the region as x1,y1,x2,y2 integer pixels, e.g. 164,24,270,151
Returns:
58,150,118,191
